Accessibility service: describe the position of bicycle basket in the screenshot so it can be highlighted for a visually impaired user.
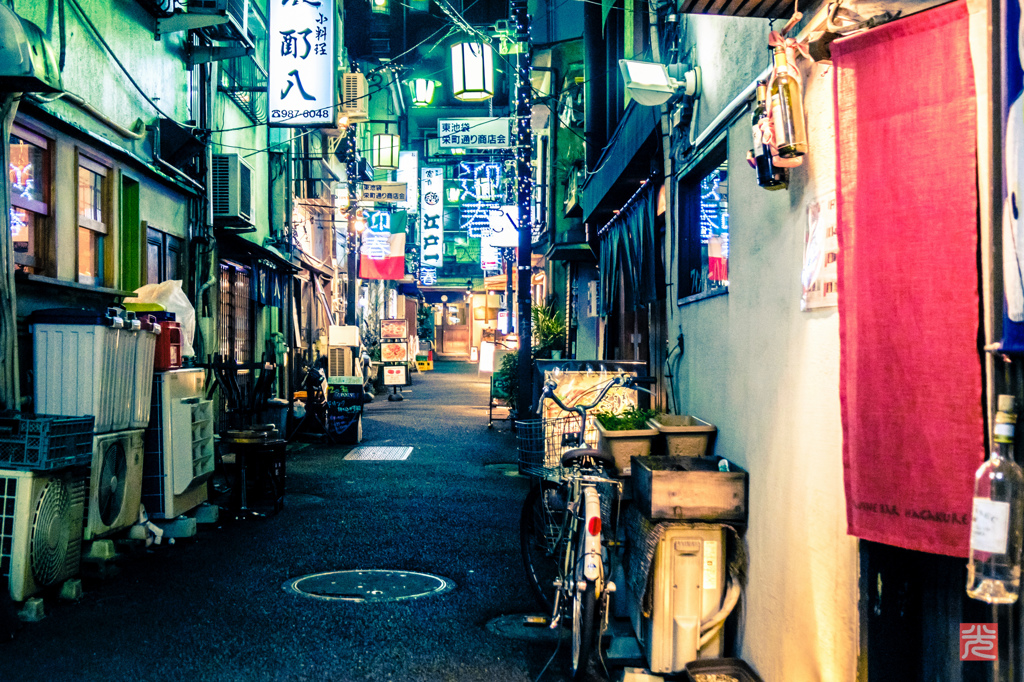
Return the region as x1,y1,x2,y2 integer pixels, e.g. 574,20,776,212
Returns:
515,415,592,478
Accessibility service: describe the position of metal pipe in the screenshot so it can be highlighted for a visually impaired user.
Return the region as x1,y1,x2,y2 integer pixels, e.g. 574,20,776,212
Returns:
27,91,147,140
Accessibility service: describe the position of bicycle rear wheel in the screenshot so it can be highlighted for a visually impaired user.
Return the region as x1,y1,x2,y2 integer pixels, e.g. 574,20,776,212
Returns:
571,578,601,680
520,481,569,612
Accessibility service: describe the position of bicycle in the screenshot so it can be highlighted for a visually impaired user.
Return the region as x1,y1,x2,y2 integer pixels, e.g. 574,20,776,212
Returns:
517,374,650,680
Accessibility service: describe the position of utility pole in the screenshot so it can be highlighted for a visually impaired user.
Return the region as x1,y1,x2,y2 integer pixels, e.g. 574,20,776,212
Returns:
512,0,533,417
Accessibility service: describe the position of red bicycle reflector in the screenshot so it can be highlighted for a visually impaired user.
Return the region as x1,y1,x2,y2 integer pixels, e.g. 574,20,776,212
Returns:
588,517,602,536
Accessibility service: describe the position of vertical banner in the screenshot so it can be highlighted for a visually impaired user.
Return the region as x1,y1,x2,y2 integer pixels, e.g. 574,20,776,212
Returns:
268,0,337,127
360,210,407,280
420,167,444,280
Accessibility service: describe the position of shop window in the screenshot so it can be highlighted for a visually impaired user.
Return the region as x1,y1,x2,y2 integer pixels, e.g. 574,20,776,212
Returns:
219,262,253,364
146,228,183,284
8,126,50,273
78,157,109,286
677,145,729,304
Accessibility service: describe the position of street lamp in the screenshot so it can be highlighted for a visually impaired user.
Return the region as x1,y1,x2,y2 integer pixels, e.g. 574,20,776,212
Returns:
450,41,494,101
371,125,401,171
409,78,439,107
618,59,701,106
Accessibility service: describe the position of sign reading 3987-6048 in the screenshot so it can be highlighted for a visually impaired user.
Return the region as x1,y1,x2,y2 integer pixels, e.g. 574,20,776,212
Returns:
269,0,337,128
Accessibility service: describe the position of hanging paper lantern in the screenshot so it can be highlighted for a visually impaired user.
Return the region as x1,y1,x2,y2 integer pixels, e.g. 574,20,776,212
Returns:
450,42,494,102
410,78,438,106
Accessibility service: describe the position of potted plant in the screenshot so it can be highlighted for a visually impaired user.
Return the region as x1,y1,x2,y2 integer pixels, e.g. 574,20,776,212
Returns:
532,303,566,359
594,406,658,475
647,414,717,457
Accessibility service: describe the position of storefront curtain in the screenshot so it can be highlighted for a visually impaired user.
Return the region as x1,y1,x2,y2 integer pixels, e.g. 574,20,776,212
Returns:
598,187,657,317
834,0,983,557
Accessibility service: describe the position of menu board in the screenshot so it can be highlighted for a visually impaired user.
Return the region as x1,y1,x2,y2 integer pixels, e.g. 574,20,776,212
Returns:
381,319,408,339
381,342,408,363
326,377,363,442
384,365,407,386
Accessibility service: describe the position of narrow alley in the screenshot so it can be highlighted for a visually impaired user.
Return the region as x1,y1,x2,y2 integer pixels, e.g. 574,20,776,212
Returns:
0,363,566,682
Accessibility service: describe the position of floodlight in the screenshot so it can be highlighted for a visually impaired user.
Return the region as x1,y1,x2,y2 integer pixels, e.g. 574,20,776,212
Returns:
618,59,701,107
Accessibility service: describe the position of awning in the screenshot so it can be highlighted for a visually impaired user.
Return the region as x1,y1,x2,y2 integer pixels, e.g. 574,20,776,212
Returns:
422,290,466,304
546,240,596,263
581,102,661,223
217,232,300,273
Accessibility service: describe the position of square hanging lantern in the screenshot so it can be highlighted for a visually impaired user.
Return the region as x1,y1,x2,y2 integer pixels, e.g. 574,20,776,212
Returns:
410,78,438,107
451,41,494,101
372,132,401,171
370,0,389,14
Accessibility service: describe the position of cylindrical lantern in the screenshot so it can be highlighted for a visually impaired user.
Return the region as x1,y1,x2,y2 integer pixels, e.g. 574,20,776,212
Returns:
410,78,437,107
372,132,400,171
450,41,494,101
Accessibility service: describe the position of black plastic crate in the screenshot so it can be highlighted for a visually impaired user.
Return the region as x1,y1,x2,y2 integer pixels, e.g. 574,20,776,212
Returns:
0,414,94,470
684,658,765,682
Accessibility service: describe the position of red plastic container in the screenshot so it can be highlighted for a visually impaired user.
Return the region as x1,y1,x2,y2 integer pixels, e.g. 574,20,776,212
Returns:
154,321,182,370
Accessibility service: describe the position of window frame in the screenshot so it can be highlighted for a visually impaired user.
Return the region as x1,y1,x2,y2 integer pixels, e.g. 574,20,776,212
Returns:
8,124,52,273
77,153,111,287
676,139,730,306
145,226,184,285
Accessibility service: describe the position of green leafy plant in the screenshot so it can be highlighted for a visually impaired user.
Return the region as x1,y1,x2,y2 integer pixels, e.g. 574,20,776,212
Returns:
532,303,566,358
595,406,656,431
493,351,519,411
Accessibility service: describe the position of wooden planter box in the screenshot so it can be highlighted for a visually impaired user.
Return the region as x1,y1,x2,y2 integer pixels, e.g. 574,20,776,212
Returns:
595,420,657,476
632,455,747,522
647,415,716,457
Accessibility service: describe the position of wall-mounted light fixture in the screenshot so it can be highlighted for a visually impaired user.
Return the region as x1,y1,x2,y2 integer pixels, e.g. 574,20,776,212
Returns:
618,59,701,107
410,78,439,106
371,124,401,171
451,41,494,101
370,0,389,14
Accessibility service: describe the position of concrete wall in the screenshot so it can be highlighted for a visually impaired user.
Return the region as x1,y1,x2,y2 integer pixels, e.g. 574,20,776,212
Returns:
665,16,859,682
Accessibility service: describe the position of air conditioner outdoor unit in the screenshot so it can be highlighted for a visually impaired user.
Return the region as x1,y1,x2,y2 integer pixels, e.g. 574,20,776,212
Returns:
85,430,145,540
187,0,250,45
0,468,87,602
142,369,214,520
211,153,255,227
341,73,369,122
628,524,727,674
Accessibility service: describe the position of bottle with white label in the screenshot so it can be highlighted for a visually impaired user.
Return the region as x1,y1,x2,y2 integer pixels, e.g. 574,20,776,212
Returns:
968,394,1024,603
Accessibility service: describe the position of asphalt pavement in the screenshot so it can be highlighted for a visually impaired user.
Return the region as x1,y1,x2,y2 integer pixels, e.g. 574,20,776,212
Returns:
0,361,585,682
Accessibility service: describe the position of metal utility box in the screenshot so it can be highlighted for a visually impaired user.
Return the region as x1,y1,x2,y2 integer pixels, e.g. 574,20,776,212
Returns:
629,524,726,674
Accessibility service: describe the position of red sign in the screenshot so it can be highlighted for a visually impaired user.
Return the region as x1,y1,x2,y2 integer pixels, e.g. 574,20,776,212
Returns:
960,623,997,661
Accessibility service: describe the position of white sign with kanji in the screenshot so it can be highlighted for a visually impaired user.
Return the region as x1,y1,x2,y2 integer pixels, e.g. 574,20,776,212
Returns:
269,0,337,127
420,167,444,274
437,118,511,149
361,182,407,203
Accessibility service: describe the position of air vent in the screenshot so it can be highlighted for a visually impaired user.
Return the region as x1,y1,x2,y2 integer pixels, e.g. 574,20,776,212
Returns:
341,73,369,122
211,153,255,227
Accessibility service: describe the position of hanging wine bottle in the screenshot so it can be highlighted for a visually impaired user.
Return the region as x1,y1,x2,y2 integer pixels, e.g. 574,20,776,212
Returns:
968,394,1024,603
751,80,788,190
770,46,808,158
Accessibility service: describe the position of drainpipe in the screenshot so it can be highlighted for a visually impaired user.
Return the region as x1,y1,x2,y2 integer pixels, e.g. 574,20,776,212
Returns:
583,0,606,173
0,95,22,410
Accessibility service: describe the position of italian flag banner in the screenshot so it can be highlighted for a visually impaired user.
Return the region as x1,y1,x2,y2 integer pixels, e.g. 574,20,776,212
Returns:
360,210,407,280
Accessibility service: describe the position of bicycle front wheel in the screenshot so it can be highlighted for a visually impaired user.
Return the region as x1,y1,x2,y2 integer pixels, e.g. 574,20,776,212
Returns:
571,578,601,680
520,481,568,612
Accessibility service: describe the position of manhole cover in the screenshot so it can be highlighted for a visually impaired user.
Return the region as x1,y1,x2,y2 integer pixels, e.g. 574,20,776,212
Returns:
283,570,455,602
484,463,521,477
344,446,413,461
485,614,561,641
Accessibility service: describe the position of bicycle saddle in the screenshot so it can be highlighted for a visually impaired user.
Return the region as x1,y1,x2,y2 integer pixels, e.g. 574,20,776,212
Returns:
560,447,617,470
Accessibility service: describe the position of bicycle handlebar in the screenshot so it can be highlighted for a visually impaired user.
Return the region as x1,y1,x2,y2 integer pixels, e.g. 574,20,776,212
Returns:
537,374,650,416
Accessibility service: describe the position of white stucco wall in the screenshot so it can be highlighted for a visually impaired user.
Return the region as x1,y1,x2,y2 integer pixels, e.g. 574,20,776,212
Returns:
666,23,859,682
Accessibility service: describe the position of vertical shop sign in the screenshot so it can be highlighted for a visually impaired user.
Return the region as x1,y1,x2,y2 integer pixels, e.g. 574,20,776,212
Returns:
801,191,839,311
420,167,444,279
269,0,337,127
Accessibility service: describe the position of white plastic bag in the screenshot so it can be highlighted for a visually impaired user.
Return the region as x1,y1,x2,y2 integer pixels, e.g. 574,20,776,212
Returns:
124,280,196,356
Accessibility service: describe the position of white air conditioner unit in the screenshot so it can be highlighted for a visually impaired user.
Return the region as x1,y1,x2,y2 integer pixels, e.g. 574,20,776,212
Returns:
188,0,250,44
211,153,255,227
341,73,369,123
0,468,86,602
142,370,214,520
327,346,354,380
85,430,145,540
629,524,726,673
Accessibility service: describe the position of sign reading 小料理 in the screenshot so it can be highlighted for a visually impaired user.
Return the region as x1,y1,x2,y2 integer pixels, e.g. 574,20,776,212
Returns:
420,167,444,275
437,118,511,149
361,182,408,203
269,0,337,127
